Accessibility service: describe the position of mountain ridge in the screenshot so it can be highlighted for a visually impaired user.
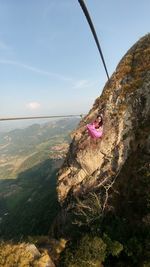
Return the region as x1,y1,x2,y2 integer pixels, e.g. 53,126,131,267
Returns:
57,34,150,206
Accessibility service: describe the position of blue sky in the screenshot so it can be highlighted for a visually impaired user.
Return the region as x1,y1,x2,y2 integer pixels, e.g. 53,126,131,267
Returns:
0,0,150,117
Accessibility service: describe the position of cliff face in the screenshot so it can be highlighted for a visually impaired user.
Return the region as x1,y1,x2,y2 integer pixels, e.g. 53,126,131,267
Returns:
57,34,150,211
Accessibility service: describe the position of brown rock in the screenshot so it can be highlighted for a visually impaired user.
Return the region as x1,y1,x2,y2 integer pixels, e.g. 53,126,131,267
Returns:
35,253,55,267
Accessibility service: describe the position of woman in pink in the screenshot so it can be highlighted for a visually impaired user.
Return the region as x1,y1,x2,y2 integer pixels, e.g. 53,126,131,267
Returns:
86,114,103,139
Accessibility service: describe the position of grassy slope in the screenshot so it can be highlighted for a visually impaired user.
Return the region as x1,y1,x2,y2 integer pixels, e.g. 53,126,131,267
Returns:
0,158,61,240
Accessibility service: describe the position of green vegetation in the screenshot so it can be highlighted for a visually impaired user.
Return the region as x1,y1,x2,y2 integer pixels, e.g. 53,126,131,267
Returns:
0,159,60,240
61,235,107,267
59,234,123,267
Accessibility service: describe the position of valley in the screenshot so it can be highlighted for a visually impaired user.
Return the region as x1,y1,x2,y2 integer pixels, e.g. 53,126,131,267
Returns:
0,118,80,239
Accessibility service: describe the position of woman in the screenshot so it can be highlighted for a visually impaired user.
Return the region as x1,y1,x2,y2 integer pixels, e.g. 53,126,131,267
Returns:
86,114,103,139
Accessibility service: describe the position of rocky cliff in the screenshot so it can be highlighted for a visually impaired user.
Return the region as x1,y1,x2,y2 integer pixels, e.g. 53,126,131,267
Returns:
57,34,150,214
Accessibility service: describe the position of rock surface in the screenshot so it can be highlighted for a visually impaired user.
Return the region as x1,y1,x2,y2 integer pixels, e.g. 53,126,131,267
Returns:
0,242,56,267
57,34,150,208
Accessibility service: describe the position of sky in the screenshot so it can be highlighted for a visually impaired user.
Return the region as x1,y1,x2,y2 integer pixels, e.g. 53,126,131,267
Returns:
0,0,150,118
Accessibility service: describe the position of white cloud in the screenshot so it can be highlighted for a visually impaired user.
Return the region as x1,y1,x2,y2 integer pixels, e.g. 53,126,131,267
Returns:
26,102,41,110
73,79,97,89
0,59,72,81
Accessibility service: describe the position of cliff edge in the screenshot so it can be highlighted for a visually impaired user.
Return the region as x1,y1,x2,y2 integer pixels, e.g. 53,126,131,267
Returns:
57,34,150,214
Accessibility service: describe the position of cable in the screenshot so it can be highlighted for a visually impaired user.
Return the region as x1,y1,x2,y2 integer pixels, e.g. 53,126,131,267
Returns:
0,114,85,121
78,0,109,80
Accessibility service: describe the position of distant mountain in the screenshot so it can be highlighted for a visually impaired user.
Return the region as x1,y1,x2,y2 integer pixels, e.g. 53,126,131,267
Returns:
0,118,80,179
0,118,59,132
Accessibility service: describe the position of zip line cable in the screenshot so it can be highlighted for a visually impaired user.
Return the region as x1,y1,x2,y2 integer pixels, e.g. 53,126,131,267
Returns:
78,0,110,80
0,114,84,121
